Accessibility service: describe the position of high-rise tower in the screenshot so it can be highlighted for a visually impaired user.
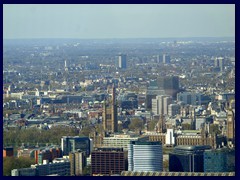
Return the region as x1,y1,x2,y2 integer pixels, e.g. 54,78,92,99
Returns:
118,54,127,69
103,85,118,133
227,103,235,147
64,60,68,71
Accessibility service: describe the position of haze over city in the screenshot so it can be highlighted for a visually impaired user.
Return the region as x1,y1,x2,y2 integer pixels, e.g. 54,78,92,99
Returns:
4,4,235,39
3,4,235,177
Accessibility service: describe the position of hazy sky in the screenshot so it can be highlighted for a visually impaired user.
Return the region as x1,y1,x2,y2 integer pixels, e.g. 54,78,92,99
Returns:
3,4,235,39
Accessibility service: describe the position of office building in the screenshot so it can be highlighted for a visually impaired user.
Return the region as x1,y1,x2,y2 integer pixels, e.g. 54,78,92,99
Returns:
214,57,225,71
34,146,62,164
156,55,163,63
168,104,180,117
61,136,90,156
103,85,118,133
12,158,70,176
169,145,211,172
102,134,148,151
11,168,37,176
91,148,125,176
69,150,86,176
204,148,235,172
34,158,70,176
163,54,171,64
128,141,163,172
160,76,179,99
177,92,202,106
118,54,127,69
146,88,165,109
3,147,14,157
152,95,172,115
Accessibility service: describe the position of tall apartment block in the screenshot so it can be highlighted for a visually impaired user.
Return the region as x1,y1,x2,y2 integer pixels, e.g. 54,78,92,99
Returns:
118,54,127,69
69,150,86,176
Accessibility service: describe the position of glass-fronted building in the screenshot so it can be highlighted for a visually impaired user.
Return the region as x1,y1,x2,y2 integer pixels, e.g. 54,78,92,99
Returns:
204,148,235,172
128,141,163,172
169,145,211,172
61,136,90,156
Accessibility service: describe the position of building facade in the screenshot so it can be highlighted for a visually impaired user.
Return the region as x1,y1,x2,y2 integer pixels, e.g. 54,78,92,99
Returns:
12,158,70,176
118,54,127,69
204,148,235,172
61,136,90,156
91,148,125,176
102,85,118,133
152,95,172,115
128,141,163,172
169,145,211,172
69,150,86,176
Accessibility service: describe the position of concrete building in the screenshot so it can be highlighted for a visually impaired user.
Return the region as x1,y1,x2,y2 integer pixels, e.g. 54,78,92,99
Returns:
128,141,163,172
33,158,70,176
12,158,70,176
177,92,202,106
11,168,37,176
168,104,180,117
69,150,86,176
152,95,172,115
102,134,148,151
145,88,165,110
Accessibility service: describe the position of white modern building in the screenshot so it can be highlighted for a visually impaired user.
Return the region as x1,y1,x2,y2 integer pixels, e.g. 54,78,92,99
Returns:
128,140,163,172
166,129,175,146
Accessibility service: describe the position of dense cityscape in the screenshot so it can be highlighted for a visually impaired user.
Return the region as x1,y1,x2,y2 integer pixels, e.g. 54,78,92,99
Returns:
3,37,235,176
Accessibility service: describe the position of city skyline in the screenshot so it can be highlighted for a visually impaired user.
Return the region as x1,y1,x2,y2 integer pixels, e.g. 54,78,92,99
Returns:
3,4,235,39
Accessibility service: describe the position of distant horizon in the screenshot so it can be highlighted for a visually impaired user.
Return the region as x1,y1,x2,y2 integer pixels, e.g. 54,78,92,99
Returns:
4,4,234,39
3,36,235,40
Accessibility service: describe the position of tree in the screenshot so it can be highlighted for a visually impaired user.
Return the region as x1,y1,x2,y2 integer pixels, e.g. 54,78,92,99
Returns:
148,120,158,131
3,156,35,176
80,126,93,137
181,123,191,130
82,165,91,176
209,124,221,135
128,118,143,131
